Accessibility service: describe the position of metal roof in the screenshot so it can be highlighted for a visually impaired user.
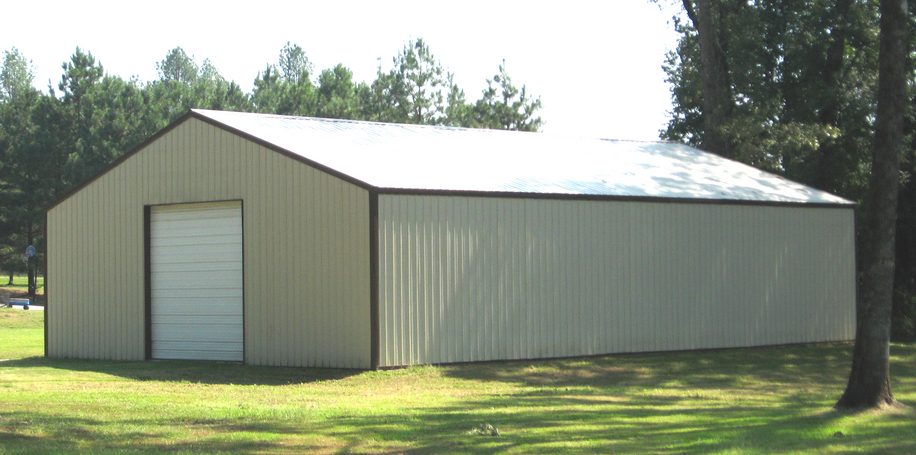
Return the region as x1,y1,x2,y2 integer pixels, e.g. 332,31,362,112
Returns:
194,109,852,205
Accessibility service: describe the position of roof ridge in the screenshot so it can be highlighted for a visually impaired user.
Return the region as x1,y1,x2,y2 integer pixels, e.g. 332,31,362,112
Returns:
186,109,853,206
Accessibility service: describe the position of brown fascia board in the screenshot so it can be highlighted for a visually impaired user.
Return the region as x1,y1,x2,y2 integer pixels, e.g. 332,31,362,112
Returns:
43,109,858,213
189,110,376,192
43,110,198,213
42,109,379,214
374,187,857,210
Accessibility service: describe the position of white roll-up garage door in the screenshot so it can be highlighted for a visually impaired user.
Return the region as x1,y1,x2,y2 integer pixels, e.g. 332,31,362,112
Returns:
150,201,243,361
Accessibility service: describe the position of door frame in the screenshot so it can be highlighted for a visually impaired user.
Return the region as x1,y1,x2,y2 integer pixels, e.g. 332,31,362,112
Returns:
144,199,245,362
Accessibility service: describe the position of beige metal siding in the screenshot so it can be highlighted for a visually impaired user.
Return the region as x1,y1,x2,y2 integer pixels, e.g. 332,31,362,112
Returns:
47,118,371,368
377,195,856,367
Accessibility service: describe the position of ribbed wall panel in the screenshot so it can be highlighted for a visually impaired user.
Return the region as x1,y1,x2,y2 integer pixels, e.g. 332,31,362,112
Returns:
377,195,856,367
47,118,371,368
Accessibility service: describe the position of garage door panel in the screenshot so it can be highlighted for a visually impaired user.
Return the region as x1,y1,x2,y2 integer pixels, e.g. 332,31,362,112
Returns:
153,300,244,316
153,346,244,362
152,290,244,303
152,216,240,230
153,326,243,342
152,315,243,325
151,225,241,239
153,268,242,280
152,255,243,268
150,262,242,274
152,241,242,255
150,201,243,362
151,238,241,250
152,274,243,290
153,208,241,220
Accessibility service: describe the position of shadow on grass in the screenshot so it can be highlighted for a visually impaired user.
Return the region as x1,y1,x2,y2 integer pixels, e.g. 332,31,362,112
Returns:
310,388,916,454
439,343,864,390
5,394,913,454
374,343,916,454
0,356,361,386
277,343,915,454
2,343,915,454
0,412,324,455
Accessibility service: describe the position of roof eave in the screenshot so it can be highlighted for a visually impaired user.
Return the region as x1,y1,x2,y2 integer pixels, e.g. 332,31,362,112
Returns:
44,110,198,213
375,186,857,208
190,109,376,192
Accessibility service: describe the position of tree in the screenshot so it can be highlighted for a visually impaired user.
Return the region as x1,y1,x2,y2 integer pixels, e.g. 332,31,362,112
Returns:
56,49,153,187
384,38,450,124
0,48,44,296
251,43,315,116
156,47,199,84
662,0,916,387
58,47,107,183
194,59,253,112
662,0,879,193
444,73,473,128
146,49,253,129
683,0,736,158
470,60,543,131
356,60,397,122
251,64,282,113
0,40,547,296
812,0,857,192
836,0,908,410
278,42,312,85
315,64,358,119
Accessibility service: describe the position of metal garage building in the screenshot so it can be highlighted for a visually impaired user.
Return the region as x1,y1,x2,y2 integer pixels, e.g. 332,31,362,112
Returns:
45,109,856,369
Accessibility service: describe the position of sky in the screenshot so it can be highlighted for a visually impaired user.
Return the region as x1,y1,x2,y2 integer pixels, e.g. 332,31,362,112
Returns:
2,1,682,141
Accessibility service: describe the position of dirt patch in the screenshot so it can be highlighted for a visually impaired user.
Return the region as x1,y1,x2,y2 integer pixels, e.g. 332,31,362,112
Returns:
2,290,44,303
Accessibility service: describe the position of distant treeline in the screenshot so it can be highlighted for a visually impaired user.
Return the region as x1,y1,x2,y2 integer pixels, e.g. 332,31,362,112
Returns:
0,39,543,292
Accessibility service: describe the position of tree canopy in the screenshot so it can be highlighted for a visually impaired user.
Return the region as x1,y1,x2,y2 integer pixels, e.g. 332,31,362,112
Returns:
660,0,914,408
0,40,544,294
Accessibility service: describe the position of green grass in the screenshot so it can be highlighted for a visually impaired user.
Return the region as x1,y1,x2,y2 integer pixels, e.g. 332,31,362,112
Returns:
0,275,44,296
1,309,914,454
0,308,43,360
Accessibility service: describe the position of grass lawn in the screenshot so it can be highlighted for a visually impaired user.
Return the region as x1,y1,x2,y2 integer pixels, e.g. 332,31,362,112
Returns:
0,275,44,300
1,309,914,454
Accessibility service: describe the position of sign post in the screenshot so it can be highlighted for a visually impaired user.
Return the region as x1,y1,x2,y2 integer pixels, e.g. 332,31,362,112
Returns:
25,245,36,299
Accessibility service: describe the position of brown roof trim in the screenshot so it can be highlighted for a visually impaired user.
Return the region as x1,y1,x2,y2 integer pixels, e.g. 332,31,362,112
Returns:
44,110,377,214
190,110,376,192
44,108,857,213
374,187,857,210
44,111,198,213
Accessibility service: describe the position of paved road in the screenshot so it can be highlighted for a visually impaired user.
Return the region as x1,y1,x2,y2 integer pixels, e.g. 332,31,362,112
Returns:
6,304,44,311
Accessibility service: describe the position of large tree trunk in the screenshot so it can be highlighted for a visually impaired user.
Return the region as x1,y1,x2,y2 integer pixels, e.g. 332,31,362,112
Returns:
685,0,735,158
836,0,908,410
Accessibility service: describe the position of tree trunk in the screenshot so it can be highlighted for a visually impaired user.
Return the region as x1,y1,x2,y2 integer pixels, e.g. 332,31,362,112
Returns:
813,0,855,193
687,0,735,158
836,0,908,410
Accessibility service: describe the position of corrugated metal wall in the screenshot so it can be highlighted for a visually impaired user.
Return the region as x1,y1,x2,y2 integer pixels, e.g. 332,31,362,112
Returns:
377,195,856,367
46,118,371,368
